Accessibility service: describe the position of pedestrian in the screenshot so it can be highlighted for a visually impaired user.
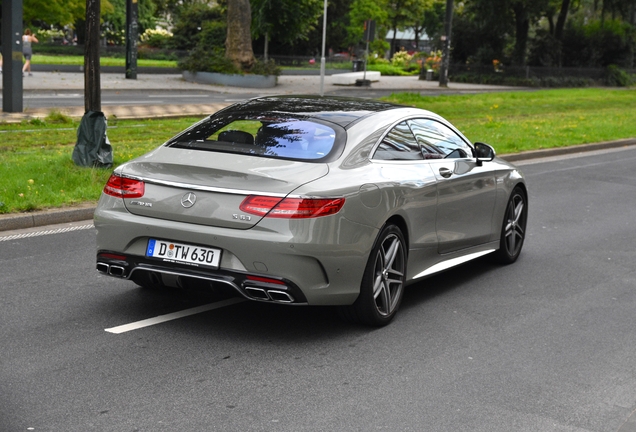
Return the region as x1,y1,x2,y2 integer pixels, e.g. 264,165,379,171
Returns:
22,28,39,77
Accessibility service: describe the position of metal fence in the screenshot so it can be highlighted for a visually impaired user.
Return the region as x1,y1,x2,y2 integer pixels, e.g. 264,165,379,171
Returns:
448,64,635,80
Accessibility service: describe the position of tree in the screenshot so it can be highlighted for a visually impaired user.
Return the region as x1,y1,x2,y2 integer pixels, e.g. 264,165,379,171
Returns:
251,0,323,58
23,0,113,27
347,0,389,49
420,0,446,51
102,0,158,44
386,0,432,56
169,2,224,51
226,0,255,69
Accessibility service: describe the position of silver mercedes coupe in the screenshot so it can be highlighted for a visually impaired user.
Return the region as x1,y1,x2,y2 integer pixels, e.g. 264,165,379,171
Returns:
95,96,528,326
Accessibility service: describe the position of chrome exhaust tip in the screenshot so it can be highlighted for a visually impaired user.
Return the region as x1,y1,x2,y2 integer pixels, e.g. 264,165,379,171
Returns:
109,265,126,277
96,262,110,274
267,290,294,303
245,286,269,300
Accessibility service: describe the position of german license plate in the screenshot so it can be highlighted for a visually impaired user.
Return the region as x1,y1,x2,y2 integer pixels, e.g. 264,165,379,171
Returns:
146,239,221,269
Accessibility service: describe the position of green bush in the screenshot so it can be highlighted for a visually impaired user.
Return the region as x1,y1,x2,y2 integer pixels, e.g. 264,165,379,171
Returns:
178,47,281,77
605,65,635,87
367,63,418,76
169,3,225,51
248,59,281,77
140,28,173,49
178,47,241,75
199,20,227,49
449,73,597,88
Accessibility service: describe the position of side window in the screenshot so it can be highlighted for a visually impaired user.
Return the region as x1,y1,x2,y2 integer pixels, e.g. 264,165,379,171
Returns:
373,121,422,161
408,119,473,159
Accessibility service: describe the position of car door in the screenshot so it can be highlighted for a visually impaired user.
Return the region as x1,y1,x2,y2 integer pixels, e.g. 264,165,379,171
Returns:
371,121,439,267
407,118,497,254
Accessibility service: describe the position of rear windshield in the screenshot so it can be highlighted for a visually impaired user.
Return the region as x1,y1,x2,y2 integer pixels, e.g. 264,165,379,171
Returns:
167,117,341,162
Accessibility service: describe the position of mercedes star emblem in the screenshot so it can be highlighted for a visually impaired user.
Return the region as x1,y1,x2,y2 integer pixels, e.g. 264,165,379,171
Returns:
180,192,197,208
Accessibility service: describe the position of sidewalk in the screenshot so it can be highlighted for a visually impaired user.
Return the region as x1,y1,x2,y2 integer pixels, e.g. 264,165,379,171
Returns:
1,71,522,122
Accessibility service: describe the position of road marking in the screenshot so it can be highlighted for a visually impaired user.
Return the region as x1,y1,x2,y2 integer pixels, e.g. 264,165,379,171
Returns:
102,101,151,105
24,94,82,98
105,298,246,334
0,223,94,241
147,95,211,98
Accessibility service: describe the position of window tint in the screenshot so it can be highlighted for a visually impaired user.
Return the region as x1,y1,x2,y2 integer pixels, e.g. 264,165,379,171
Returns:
373,121,422,160
169,119,337,161
408,119,473,159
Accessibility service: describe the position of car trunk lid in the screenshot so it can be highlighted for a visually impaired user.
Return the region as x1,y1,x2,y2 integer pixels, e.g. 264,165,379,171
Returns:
120,147,328,229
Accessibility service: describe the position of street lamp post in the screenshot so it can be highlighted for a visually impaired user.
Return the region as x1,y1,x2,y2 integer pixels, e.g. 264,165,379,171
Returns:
1,0,23,113
319,0,328,96
439,0,454,88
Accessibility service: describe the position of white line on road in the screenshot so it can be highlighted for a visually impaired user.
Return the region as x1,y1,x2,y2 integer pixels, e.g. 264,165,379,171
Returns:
102,101,152,105
147,95,211,98
105,298,246,334
24,94,82,98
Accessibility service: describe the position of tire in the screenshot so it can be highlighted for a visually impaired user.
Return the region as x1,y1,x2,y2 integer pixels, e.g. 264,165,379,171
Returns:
339,224,407,327
494,186,528,264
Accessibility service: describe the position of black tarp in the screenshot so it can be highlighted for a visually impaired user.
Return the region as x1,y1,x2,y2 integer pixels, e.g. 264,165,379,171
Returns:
72,111,113,168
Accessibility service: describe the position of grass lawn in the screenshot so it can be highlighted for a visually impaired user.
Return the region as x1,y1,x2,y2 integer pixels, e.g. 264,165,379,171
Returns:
1,88,635,214
33,54,178,68
384,88,636,154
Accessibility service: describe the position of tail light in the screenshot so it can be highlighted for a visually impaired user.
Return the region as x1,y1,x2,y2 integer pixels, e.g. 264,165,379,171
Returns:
103,174,145,199
240,195,345,218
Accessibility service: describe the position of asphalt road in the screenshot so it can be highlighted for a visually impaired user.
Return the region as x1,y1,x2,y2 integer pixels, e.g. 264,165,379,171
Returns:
1,146,636,432
16,87,459,110
19,90,258,110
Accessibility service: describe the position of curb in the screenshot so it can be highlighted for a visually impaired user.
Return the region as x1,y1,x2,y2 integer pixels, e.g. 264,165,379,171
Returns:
0,103,231,124
2,138,635,234
0,203,96,232
500,137,636,162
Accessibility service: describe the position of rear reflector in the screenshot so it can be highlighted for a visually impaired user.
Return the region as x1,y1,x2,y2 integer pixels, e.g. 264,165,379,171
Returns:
104,174,145,199
246,275,286,285
240,195,345,218
98,253,128,261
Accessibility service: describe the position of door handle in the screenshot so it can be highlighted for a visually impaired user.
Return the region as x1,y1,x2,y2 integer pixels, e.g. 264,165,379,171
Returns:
439,167,453,178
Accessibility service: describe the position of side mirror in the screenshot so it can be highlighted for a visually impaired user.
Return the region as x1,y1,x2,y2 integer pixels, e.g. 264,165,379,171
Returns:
474,142,496,165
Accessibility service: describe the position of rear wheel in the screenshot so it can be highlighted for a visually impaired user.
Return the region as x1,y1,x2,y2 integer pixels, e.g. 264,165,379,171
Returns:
340,224,407,326
494,187,527,264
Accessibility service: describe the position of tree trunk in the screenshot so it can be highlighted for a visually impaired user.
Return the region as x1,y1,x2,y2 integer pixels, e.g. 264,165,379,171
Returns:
554,0,571,41
226,0,255,70
512,3,529,66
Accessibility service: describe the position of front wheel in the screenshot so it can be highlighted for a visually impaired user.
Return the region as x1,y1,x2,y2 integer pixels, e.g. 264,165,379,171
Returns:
494,186,528,264
339,224,407,327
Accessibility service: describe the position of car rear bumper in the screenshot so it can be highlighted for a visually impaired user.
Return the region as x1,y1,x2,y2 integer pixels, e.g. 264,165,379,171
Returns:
94,200,376,305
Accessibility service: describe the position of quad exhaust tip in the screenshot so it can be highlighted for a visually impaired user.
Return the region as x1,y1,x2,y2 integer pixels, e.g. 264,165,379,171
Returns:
96,262,126,278
244,286,294,303
96,262,297,303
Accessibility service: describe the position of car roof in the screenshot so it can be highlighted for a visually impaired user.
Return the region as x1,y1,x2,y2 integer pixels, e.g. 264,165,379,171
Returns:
217,95,404,128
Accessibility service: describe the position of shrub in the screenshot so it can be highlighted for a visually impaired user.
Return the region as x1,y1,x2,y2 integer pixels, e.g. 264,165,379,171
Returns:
45,110,74,124
247,59,281,77
140,28,173,49
390,51,413,68
605,65,635,87
178,47,241,75
169,3,224,51
36,29,66,44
